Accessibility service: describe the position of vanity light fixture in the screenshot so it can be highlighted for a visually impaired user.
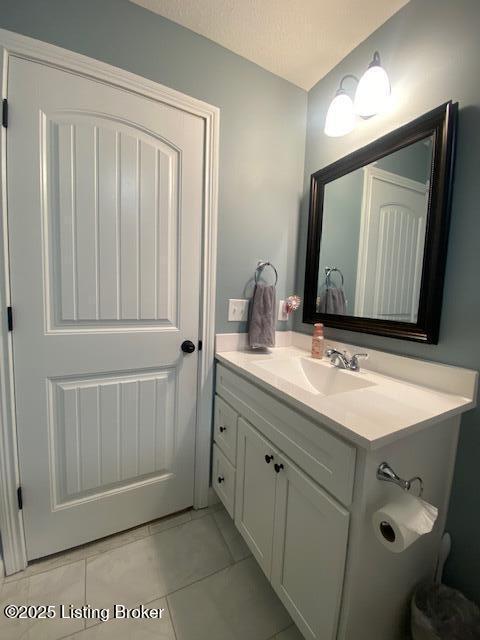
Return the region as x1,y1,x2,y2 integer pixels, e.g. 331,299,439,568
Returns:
324,52,391,137
324,75,356,137
354,51,391,117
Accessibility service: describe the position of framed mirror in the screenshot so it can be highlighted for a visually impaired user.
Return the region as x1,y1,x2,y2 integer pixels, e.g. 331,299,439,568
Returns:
303,101,458,343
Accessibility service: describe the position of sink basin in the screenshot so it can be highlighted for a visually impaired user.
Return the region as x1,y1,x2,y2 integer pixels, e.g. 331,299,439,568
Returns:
253,356,375,396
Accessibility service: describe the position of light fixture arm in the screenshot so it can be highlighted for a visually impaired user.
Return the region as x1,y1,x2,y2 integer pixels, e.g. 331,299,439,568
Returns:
369,51,382,68
338,74,359,93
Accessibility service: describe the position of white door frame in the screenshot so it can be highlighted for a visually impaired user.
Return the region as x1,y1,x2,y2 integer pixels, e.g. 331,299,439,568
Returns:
0,28,219,575
354,165,427,317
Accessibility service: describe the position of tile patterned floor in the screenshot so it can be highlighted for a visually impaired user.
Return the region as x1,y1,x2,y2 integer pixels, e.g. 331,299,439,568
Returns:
0,502,303,640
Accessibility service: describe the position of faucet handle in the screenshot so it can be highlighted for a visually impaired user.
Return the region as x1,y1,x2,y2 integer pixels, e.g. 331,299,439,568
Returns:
325,347,347,357
350,353,369,371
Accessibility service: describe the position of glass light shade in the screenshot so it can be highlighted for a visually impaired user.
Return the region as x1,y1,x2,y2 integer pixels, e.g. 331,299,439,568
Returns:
324,91,355,137
354,64,391,117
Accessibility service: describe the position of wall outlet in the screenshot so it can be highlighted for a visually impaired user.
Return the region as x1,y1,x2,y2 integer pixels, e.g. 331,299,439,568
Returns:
278,300,288,321
228,299,249,322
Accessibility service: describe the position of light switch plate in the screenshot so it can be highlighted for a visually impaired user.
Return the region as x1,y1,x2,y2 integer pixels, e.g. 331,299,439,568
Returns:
278,300,288,322
228,299,249,322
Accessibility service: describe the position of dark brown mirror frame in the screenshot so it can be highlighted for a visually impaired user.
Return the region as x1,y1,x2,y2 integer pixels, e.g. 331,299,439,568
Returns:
303,101,458,344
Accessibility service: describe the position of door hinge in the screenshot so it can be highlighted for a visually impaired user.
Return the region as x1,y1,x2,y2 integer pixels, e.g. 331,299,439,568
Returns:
7,306,13,331
2,99,8,128
17,486,23,510
198,340,203,351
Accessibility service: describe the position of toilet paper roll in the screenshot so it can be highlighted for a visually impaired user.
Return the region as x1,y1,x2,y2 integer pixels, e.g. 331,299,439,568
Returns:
373,492,438,553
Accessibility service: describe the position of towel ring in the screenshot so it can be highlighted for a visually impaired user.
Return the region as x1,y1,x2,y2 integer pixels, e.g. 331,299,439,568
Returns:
255,261,278,286
325,267,344,288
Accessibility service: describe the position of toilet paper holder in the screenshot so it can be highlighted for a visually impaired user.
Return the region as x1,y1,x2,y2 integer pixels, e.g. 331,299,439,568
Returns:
377,462,424,496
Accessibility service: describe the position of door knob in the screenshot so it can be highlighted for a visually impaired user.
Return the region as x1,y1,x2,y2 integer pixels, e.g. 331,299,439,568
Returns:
181,340,196,354
265,454,274,464
274,463,284,473
218,475,225,484
219,426,227,433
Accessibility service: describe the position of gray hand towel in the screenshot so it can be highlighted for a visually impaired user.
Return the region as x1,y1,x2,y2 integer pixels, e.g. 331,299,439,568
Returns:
248,283,276,349
317,287,347,315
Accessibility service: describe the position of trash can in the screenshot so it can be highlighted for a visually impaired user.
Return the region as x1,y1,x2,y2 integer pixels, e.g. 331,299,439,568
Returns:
411,583,480,640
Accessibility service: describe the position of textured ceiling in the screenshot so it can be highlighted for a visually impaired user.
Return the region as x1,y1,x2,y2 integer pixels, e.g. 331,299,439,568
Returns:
130,0,409,90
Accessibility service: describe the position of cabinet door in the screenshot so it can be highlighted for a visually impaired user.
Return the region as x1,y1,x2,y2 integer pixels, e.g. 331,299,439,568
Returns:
212,444,236,518
235,418,277,578
271,458,349,640
214,395,238,464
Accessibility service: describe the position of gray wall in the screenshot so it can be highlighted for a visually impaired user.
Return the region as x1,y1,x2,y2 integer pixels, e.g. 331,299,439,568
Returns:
318,169,363,308
296,0,480,602
0,0,306,334
377,139,431,184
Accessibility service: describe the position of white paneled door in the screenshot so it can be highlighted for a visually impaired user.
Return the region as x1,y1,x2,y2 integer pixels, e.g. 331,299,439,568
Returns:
7,57,204,559
355,167,428,323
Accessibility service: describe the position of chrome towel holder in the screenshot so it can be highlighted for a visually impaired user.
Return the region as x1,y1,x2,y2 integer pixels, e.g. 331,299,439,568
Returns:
255,261,278,286
325,266,344,288
377,462,424,496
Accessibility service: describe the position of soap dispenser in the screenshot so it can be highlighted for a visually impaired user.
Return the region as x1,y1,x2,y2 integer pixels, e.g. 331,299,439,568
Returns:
311,323,324,359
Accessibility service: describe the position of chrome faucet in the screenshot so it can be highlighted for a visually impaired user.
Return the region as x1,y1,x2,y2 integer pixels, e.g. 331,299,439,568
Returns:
325,348,369,372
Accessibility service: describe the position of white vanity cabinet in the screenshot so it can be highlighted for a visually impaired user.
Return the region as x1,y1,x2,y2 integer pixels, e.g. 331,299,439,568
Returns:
213,364,354,640
235,417,350,640
213,342,477,640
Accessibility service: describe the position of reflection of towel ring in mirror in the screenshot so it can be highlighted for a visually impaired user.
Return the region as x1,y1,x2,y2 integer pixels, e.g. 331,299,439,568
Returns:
325,266,344,288
255,261,278,286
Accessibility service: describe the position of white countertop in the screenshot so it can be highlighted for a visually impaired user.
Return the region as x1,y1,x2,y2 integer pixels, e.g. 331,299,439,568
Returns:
215,344,478,449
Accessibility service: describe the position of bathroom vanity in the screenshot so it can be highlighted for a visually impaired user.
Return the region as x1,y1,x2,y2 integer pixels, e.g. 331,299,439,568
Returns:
212,334,477,640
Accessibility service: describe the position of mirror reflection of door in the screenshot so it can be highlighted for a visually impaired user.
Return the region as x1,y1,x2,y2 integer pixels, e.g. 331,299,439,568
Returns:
355,166,429,322
316,135,433,325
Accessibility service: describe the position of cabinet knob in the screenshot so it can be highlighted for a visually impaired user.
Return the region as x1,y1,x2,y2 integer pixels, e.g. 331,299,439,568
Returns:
217,475,225,484
265,454,274,464
274,463,284,474
219,426,227,433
